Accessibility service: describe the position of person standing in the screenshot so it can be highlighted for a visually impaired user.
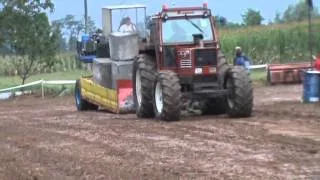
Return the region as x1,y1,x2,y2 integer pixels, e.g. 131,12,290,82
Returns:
233,46,251,73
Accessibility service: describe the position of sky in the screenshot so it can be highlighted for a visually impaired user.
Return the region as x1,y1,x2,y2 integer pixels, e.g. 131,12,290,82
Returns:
49,0,320,28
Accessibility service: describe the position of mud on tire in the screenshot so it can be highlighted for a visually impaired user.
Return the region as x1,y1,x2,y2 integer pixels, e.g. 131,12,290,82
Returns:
153,71,181,121
225,66,253,117
132,54,157,118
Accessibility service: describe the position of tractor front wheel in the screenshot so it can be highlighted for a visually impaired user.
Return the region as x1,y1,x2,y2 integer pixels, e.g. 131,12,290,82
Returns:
225,66,253,117
153,71,181,121
132,54,157,118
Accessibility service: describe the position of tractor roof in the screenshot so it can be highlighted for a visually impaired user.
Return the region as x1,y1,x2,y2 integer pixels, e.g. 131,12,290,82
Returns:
103,4,146,10
158,3,211,18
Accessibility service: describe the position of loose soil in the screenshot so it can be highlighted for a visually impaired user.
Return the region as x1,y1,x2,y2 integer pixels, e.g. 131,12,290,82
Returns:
0,84,319,180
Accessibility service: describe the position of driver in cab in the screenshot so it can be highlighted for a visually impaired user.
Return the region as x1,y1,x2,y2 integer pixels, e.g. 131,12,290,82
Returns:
118,17,136,32
170,22,186,41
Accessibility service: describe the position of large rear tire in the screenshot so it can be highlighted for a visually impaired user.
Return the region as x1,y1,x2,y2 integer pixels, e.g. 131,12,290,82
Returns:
75,79,98,111
225,66,253,118
132,54,157,118
153,71,181,121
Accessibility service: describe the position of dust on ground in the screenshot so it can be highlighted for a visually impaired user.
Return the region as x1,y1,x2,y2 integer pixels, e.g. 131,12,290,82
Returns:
0,84,319,180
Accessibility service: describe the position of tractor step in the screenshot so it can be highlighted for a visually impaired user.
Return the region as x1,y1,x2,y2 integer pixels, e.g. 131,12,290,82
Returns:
193,82,219,90
184,89,228,98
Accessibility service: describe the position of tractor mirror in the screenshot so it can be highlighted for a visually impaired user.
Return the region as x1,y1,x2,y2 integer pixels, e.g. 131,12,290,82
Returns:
193,33,204,44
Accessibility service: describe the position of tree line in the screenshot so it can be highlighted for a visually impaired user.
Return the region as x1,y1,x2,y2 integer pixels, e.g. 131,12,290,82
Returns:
51,15,97,52
215,1,319,28
0,0,97,84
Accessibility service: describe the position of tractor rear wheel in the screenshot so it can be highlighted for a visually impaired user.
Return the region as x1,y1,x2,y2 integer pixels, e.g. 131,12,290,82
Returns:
225,66,253,117
153,71,181,121
132,54,157,118
75,79,98,111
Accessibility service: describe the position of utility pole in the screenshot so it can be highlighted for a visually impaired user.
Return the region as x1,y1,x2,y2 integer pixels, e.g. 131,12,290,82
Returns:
84,0,92,71
307,0,313,65
84,0,88,34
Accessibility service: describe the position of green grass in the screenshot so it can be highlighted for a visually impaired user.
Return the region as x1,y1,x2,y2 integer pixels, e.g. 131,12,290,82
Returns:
250,69,267,86
250,69,266,81
0,69,91,89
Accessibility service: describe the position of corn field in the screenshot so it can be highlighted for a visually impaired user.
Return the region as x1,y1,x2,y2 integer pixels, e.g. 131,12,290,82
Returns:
219,20,320,64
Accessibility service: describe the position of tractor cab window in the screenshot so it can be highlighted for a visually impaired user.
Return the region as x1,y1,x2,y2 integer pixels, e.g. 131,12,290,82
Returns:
162,17,214,44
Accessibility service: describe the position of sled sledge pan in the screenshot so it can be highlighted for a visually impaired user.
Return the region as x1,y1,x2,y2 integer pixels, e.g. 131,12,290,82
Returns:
80,77,134,113
267,62,312,85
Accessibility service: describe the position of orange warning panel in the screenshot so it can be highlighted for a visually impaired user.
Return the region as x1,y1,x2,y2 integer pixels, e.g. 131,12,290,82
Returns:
117,80,135,113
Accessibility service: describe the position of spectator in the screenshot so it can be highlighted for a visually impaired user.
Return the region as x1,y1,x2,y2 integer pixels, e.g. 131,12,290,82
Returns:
233,46,251,73
118,17,136,32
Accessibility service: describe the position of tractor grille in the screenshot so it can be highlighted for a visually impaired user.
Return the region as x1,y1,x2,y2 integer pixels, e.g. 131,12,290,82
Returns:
194,49,217,67
180,59,192,68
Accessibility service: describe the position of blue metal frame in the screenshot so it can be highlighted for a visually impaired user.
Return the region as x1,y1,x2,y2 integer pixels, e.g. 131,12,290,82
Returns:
78,55,96,63
77,34,96,63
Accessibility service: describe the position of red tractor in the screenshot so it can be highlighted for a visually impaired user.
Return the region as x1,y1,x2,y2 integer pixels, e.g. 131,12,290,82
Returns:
133,3,253,121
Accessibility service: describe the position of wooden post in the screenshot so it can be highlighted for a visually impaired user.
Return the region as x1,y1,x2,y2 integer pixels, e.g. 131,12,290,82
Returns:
41,80,44,99
84,0,88,34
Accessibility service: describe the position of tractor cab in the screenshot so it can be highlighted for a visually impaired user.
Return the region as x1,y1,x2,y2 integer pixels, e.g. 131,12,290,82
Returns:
77,4,147,63
150,3,221,77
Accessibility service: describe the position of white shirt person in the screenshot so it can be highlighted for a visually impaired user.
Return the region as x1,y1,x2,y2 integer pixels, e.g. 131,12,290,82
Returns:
118,17,136,32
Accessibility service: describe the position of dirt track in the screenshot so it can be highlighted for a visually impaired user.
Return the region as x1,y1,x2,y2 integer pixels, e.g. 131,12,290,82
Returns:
0,84,319,180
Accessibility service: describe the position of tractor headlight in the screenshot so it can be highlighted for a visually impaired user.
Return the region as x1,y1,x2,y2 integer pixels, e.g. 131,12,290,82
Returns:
195,68,202,74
